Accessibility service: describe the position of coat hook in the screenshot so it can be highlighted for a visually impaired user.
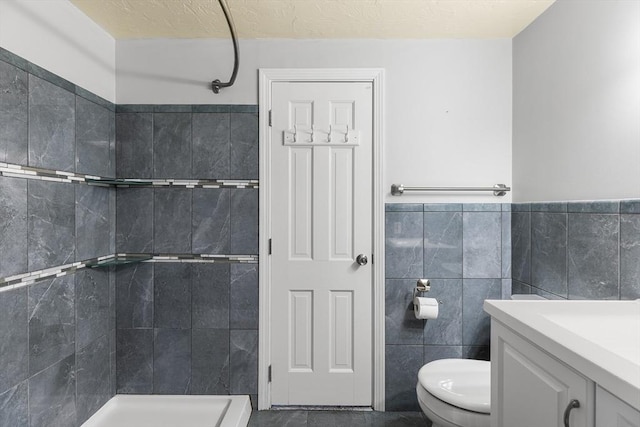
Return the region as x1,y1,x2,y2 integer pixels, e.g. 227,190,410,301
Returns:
345,124,349,142
293,124,297,143
327,125,332,143
310,124,314,143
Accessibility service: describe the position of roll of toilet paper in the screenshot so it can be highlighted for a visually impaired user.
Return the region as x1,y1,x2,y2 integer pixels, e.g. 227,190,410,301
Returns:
413,297,439,320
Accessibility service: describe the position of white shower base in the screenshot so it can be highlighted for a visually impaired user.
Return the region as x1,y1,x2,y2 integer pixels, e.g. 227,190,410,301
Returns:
81,395,251,427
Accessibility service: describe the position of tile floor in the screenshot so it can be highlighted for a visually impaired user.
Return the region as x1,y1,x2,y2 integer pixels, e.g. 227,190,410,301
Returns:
248,410,428,426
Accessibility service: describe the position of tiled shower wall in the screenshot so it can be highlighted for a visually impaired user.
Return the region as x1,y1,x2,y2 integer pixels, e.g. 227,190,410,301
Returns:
511,201,640,300
384,203,511,411
113,107,260,404
0,49,117,426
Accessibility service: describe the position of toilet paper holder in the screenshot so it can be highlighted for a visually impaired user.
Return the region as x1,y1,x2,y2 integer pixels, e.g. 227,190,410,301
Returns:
413,279,443,304
413,279,431,299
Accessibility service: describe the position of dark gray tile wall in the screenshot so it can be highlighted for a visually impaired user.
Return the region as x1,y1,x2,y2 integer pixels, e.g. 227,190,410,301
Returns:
511,201,640,300
385,203,511,411
114,108,259,401
0,49,116,426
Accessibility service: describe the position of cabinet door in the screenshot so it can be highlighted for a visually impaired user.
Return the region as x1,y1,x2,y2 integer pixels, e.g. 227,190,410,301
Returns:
596,386,640,427
492,322,595,427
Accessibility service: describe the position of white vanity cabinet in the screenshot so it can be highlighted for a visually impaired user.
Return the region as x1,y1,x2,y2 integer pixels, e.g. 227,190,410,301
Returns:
596,386,640,427
491,321,595,427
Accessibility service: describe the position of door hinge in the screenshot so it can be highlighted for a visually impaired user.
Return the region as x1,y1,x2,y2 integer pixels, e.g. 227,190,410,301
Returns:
268,365,272,382
268,238,272,255
268,110,272,127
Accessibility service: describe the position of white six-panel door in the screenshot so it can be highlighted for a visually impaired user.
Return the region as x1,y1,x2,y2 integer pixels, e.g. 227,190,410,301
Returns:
270,81,373,406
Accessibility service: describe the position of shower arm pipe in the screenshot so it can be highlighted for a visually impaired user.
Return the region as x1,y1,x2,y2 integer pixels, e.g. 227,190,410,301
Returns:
212,0,239,94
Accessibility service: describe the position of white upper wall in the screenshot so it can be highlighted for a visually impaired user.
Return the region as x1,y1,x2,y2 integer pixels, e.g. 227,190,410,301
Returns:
0,0,116,102
117,39,513,203
513,0,640,202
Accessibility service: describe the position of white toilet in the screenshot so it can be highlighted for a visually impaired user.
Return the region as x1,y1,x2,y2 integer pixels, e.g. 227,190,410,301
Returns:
416,358,490,427
416,294,545,427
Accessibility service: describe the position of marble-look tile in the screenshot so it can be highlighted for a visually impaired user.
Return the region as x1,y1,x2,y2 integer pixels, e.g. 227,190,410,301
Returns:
385,279,424,345
621,215,640,299
76,185,110,261
116,113,153,178
28,354,76,427
230,189,259,254
75,86,114,112
192,264,230,328
423,279,462,346
532,287,567,300
116,328,153,394
76,335,111,426
0,382,28,427
249,410,308,427
385,345,422,411
230,264,259,329
501,279,512,300
621,200,640,214
567,214,619,299
385,203,423,212
116,188,153,253
27,63,75,93
531,202,567,213
154,105,192,113
501,203,512,212
0,287,28,394
501,212,511,278
423,345,463,364
191,329,230,394
511,212,531,284
511,280,532,295
75,269,109,351
192,188,230,254
423,212,462,278
308,411,368,426
28,75,75,171
463,203,501,212
365,411,427,426
423,203,462,212
153,113,192,178
230,113,259,179
463,346,490,361
0,60,28,164
108,110,116,178
567,201,619,214
154,188,192,253
0,47,29,70
76,96,111,176
0,177,27,277
154,328,192,394
462,213,501,278
28,181,75,270
192,113,230,179
230,329,258,394
512,203,531,212
462,279,501,346
385,212,423,279
154,263,191,328
109,187,116,253
116,263,154,328
531,213,568,297
28,276,75,375
116,105,155,113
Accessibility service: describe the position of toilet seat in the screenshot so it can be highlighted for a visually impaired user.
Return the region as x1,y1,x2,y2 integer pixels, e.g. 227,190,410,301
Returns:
417,359,490,414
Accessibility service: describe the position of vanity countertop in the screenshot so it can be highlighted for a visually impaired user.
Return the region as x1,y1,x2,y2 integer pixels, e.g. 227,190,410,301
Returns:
484,299,640,410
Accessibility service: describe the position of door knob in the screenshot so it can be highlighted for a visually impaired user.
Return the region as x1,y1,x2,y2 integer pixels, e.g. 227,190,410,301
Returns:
356,254,368,266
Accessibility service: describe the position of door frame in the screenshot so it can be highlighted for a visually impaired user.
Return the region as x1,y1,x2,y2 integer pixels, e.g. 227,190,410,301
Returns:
258,69,385,410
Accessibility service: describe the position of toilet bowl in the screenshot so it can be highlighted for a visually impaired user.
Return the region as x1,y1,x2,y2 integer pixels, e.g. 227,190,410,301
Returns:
416,359,490,427
416,294,546,426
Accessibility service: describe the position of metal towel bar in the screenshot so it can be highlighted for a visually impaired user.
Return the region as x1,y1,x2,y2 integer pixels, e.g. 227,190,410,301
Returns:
391,183,510,197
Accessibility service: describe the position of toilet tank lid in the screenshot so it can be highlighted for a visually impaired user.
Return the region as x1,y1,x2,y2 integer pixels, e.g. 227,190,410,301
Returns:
418,359,490,414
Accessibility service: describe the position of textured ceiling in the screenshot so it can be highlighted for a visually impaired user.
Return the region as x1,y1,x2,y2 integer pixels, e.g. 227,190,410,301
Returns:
69,0,555,39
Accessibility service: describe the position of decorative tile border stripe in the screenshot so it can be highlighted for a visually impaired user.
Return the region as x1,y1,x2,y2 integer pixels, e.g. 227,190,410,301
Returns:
116,104,259,114
0,253,259,292
0,162,259,189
